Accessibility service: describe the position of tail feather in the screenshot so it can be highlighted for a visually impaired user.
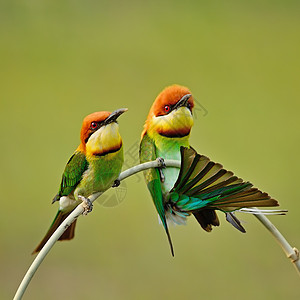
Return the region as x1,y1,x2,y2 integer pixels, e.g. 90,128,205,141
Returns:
60,219,77,240
239,207,287,215
32,210,77,254
147,179,174,256
193,209,220,232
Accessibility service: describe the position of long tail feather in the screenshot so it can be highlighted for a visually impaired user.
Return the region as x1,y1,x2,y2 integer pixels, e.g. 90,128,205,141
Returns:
147,179,174,256
239,207,287,215
32,210,77,254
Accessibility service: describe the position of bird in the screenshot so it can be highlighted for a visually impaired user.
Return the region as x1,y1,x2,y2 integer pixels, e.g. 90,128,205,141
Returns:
33,108,127,254
139,84,281,256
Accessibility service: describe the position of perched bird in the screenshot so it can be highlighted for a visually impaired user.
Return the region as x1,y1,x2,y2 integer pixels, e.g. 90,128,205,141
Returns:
33,108,127,254
139,85,280,256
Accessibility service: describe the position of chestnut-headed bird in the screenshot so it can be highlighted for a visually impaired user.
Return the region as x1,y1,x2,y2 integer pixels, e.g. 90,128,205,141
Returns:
33,108,127,254
139,85,279,256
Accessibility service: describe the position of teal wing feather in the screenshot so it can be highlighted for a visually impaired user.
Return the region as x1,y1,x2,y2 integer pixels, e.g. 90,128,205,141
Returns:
170,147,279,232
171,147,278,211
139,133,174,256
52,150,88,202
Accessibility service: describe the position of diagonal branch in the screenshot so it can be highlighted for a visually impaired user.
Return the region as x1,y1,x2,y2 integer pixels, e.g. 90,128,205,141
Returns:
13,159,181,300
13,159,299,300
253,211,300,275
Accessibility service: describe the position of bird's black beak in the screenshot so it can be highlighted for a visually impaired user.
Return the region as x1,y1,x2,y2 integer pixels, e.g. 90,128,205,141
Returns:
104,108,128,125
173,94,192,110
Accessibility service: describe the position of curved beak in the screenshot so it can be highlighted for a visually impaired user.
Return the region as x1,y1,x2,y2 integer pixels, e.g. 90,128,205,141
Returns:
173,94,192,110
104,108,128,125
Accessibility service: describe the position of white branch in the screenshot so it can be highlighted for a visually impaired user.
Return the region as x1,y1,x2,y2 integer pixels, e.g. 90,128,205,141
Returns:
13,158,299,299
253,212,300,276
13,159,180,300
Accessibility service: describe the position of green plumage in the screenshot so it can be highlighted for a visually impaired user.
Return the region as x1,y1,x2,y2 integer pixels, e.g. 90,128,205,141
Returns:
140,137,279,254
75,150,124,199
168,147,278,217
52,149,124,204
140,133,174,255
53,151,88,202
60,151,88,196
33,148,123,254
33,108,127,254
139,89,281,255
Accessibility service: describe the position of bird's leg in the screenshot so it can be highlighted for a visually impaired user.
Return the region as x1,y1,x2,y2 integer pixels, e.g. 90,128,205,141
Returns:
156,157,166,183
112,179,120,187
78,195,93,216
156,157,166,168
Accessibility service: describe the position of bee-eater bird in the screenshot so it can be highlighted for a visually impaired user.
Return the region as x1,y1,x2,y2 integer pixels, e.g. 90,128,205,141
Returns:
33,108,127,254
139,85,279,256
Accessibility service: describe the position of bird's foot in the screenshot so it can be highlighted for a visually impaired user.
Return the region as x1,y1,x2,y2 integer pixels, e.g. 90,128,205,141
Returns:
112,179,120,187
156,157,166,168
78,195,93,215
156,157,166,183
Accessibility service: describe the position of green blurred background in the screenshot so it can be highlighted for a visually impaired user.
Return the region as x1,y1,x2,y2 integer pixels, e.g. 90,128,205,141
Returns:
1,1,300,299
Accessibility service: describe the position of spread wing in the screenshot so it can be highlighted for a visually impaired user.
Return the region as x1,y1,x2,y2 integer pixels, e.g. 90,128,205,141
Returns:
171,147,278,212
170,147,278,232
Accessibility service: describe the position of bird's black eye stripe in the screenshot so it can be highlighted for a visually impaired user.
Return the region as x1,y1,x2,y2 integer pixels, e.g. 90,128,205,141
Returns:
90,120,107,130
157,98,190,117
85,121,106,143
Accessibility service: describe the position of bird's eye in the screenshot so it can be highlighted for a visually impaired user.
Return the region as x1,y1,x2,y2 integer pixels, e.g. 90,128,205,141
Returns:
90,122,98,129
164,105,170,113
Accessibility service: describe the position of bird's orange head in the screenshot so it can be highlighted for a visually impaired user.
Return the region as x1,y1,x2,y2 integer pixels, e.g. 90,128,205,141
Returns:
78,109,127,156
142,84,195,139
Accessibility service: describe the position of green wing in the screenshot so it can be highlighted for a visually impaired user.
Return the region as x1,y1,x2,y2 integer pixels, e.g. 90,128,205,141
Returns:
139,133,174,256
171,147,278,211
170,147,279,232
52,151,88,202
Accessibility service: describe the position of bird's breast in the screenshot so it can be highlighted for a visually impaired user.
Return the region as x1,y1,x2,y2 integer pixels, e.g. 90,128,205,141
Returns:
74,148,124,198
156,139,188,195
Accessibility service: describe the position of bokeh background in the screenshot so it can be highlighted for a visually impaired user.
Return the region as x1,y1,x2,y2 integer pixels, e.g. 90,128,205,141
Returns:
1,1,300,299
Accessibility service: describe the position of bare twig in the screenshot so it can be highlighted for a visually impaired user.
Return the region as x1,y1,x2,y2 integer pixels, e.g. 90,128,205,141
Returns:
13,159,181,300
13,158,299,299
253,212,300,276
